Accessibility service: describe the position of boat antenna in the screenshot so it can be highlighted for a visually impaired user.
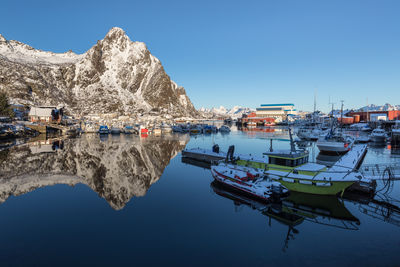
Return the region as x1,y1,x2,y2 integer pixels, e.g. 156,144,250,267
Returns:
288,127,296,153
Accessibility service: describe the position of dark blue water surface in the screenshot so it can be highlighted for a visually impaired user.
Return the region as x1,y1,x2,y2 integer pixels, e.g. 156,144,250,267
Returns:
0,126,399,266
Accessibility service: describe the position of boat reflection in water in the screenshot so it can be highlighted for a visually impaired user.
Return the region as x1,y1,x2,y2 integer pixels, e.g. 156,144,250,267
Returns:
181,156,211,169
0,134,189,210
316,153,342,167
211,181,360,251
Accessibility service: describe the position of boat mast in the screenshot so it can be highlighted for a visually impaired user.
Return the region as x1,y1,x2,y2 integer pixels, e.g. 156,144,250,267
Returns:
329,97,335,135
313,90,317,123
340,100,344,133
288,127,296,153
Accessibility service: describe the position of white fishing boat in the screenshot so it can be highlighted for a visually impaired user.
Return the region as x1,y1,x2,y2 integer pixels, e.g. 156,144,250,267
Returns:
355,135,370,143
83,123,98,133
370,128,386,143
316,131,354,155
153,126,162,135
211,163,288,202
161,124,173,133
296,126,323,140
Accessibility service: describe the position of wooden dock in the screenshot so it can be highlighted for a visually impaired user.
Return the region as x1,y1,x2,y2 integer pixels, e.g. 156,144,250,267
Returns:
181,147,226,163
330,144,368,172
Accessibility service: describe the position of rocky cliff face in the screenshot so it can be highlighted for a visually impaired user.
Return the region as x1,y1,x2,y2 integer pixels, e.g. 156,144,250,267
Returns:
0,134,189,210
0,27,198,118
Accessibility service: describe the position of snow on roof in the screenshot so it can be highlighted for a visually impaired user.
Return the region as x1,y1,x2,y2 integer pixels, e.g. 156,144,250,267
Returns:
28,107,53,117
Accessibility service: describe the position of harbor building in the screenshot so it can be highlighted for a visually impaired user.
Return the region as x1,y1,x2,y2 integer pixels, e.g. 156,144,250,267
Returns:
346,110,400,122
255,103,297,119
28,106,64,123
239,103,297,126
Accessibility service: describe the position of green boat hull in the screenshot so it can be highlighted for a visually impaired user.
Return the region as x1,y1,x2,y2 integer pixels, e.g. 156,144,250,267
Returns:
235,157,356,196
275,178,355,195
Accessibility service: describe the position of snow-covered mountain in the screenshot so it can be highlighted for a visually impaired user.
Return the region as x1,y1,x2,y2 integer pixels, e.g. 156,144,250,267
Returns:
356,103,400,112
0,27,198,118
199,105,254,119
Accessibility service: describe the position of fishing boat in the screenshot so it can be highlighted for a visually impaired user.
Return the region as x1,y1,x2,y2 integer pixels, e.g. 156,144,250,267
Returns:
172,125,184,133
110,127,121,134
124,125,136,134
140,125,149,134
153,126,162,135
316,131,354,155
211,162,288,202
296,125,323,140
219,125,231,133
235,129,364,195
355,135,370,143
189,125,202,134
370,128,386,143
161,124,173,133
98,125,109,134
83,123,98,133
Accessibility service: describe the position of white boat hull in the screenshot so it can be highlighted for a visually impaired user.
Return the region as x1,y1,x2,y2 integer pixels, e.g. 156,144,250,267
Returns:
370,135,386,143
317,141,350,154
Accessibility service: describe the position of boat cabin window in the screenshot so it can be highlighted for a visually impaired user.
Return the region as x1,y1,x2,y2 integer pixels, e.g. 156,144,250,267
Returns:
269,157,286,166
269,155,309,167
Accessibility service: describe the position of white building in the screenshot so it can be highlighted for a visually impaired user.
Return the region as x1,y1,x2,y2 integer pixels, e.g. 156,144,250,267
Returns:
255,104,297,120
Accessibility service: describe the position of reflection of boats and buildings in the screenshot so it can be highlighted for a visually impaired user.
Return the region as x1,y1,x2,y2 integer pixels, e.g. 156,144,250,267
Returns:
0,134,189,210
211,180,400,251
180,136,400,250
211,181,360,251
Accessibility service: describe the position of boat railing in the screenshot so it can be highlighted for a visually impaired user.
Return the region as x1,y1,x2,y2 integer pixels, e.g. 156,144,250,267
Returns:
358,163,400,181
265,165,355,177
356,198,400,227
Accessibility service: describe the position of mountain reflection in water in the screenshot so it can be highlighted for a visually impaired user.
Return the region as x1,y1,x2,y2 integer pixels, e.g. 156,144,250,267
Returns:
0,134,189,210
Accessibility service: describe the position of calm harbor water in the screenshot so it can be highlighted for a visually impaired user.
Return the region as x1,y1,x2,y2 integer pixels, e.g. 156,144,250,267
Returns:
0,126,400,266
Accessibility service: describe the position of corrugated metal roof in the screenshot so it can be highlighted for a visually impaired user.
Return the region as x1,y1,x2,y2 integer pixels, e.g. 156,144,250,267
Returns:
260,104,294,107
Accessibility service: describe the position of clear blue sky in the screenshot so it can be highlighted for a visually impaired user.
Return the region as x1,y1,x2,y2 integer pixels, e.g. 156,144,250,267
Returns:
1,0,399,112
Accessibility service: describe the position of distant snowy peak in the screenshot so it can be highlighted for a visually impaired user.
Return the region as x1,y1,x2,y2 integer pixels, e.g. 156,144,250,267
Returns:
211,106,228,114
199,105,254,118
357,103,400,112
